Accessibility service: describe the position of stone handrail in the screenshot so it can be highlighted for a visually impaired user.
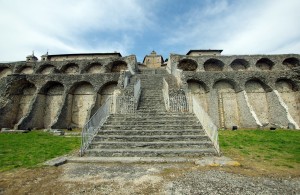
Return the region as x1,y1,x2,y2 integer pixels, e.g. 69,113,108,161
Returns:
116,96,136,113
163,77,189,112
123,70,132,88
80,97,112,156
116,79,141,113
134,79,141,109
162,78,170,110
169,89,189,112
192,96,220,154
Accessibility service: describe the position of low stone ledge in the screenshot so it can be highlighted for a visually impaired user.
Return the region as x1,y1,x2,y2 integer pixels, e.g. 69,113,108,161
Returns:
0,129,29,133
44,129,65,136
67,157,196,164
195,156,240,167
43,157,68,166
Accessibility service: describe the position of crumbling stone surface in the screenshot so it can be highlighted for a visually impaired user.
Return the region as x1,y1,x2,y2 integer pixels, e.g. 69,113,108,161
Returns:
0,52,299,130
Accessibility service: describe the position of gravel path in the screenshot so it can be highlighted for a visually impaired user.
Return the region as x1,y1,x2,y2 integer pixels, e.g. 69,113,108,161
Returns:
1,162,299,194
61,163,299,195
166,170,300,195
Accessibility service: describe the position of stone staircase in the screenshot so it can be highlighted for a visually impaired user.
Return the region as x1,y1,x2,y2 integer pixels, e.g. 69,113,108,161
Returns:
83,70,217,158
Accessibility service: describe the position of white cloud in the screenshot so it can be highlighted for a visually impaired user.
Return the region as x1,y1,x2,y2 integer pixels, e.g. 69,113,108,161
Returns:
0,0,152,61
217,0,300,54
164,0,300,55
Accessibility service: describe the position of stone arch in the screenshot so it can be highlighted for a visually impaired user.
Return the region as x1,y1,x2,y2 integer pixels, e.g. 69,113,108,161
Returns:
98,81,118,105
245,79,269,125
255,58,274,70
62,63,79,74
19,66,34,74
14,82,37,125
204,59,224,71
0,80,36,128
68,82,95,128
187,79,209,112
230,59,249,71
0,67,12,78
38,64,56,75
86,62,103,74
275,79,300,126
178,59,198,71
213,79,239,128
111,61,127,72
39,82,64,128
282,57,299,69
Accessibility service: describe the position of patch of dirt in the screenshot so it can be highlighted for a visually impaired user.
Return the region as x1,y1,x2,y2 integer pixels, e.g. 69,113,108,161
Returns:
0,162,299,195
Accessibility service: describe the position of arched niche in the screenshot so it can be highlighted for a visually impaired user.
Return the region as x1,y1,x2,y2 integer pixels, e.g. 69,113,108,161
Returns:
282,57,299,69
187,79,209,112
98,82,118,106
0,80,37,128
111,61,127,72
178,59,198,71
275,79,300,126
39,64,55,75
230,59,249,71
40,82,64,128
68,82,95,128
256,58,274,70
20,66,34,74
62,63,79,74
245,79,269,125
86,62,103,74
15,83,37,124
204,59,224,71
213,79,239,128
0,67,12,78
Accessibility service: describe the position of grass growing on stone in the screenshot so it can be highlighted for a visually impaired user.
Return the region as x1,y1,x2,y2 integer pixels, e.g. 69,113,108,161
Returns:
0,131,80,172
219,129,300,175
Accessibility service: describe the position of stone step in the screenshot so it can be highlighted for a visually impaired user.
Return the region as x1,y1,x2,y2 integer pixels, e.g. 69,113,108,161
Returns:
138,100,163,103
139,102,163,104
139,98,163,101
138,104,164,107
97,129,204,136
89,141,213,149
100,124,202,130
140,95,162,98
136,108,166,112
104,120,200,126
84,148,217,157
138,104,165,107
136,110,188,114
110,113,196,118
107,117,198,122
68,157,195,164
93,135,209,142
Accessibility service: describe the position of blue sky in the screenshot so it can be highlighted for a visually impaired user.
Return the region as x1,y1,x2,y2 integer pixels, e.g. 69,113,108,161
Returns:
0,0,300,62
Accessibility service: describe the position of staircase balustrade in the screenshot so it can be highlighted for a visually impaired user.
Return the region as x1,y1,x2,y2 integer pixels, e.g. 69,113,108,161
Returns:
162,78,170,110
123,70,132,88
116,79,141,113
163,78,189,112
134,79,141,109
80,97,112,156
192,96,220,154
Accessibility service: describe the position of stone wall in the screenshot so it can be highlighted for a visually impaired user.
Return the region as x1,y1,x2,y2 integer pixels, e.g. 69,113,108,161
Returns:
169,53,300,129
0,52,299,130
0,55,137,129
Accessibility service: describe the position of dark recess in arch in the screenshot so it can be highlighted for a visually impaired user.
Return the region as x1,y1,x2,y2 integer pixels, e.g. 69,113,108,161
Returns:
282,57,299,69
178,59,198,71
204,59,224,71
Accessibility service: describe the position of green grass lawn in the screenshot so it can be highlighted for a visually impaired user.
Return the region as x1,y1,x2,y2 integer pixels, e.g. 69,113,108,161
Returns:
0,131,80,172
219,129,300,175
